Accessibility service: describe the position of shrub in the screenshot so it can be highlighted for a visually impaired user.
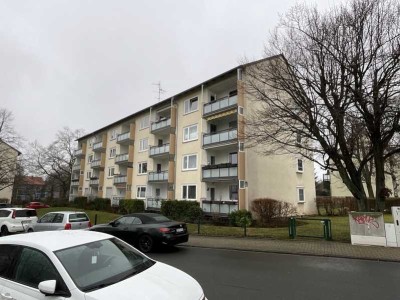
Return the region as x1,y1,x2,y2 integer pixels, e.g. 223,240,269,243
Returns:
228,209,252,227
119,199,145,214
73,197,88,209
251,198,296,225
161,200,201,222
93,198,111,212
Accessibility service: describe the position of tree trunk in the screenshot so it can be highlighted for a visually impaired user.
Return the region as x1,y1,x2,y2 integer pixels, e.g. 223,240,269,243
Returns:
374,148,386,212
388,156,399,197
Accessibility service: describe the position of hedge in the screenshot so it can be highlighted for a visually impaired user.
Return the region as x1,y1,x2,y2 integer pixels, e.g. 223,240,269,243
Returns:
161,200,202,222
119,199,145,214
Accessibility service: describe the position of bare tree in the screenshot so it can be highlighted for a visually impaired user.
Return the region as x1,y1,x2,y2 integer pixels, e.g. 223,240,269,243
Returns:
245,0,400,211
26,127,84,200
0,108,21,192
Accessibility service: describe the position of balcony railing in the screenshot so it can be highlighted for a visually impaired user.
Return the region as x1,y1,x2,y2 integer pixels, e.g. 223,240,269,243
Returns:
74,149,85,157
71,180,80,187
115,153,129,164
203,128,237,147
93,141,105,151
146,198,166,210
149,143,170,157
114,175,127,184
72,165,81,171
148,171,168,182
202,164,237,180
91,159,103,168
201,199,238,215
117,131,133,144
89,178,99,186
203,95,237,116
151,118,171,132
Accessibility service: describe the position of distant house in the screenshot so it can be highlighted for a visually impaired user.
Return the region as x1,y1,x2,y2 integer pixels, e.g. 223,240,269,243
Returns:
0,140,21,202
13,176,46,203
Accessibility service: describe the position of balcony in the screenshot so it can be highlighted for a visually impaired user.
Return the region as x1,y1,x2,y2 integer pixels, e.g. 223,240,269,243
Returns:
70,179,80,187
115,153,132,166
93,141,106,152
72,164,81,172
203,95,237,118
148,171,168,182
113,175,127,185
91,159,104,170
151,118,171,134
203,128,237,149
202,164,238,182
89,178,99,186
146,198,166,211
149,144,170,158
74,148,85,158
117,131,134,145
201,199,238,215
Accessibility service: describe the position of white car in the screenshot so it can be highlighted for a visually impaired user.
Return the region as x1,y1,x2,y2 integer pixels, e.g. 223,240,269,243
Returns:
0,231,207,300
0,208,37,236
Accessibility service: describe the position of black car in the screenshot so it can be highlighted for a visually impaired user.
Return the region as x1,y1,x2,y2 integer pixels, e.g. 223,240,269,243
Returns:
90,213,189,252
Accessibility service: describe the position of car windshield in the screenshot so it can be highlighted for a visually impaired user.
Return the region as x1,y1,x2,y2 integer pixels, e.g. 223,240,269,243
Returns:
55,238,155,292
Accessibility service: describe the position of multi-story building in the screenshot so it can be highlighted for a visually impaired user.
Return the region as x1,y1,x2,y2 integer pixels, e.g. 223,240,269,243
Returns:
0,141,21,202
70,56,316,215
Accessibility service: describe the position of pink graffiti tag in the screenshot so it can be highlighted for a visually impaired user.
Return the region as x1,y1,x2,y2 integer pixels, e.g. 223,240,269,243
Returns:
352,215,379,228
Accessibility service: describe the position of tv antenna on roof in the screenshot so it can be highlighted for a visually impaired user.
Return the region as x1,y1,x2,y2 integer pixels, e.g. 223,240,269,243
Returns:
152,81,166,102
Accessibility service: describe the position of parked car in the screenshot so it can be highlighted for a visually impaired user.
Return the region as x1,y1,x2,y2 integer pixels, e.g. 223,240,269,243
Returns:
0,231,206,300
25,202,50,209
0,203,13,208
33,211,92,232
90,213,189,252
0,208,37,236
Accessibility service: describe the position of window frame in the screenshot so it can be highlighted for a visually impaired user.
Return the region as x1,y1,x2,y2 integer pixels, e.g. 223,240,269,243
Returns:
182,154,198,171
139,138,149,152
88,154,93,163
184,97,199,115
297,159,304,173
110,129,117,140
86,171,91,180
138,162,148,175
297,187,305,202
108,167,115,178
109,147,116,158
183,124,198,142
182,184,197,200
136,186,147,199
139,115,150,130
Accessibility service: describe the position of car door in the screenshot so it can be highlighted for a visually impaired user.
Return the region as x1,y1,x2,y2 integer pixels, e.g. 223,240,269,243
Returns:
1,247,77,300
0,245,20,300
34,213,56,232
49,213,65,231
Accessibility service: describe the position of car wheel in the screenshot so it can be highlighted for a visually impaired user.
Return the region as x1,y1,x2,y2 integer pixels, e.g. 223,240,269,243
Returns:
138,235,153,253
27,228,34,233
1,226,9,236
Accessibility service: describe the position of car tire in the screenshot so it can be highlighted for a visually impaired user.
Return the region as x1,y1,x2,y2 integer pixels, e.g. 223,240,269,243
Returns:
1,226,9,236
27,228,34,233
138,234,153,253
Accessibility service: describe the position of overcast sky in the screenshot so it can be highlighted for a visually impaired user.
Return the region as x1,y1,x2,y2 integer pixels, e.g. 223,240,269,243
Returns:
1,0,339,145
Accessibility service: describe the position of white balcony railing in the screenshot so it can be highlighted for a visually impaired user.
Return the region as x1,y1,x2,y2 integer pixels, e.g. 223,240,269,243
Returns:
203,95,237,115
151,118,171,132
114,175,127,184
203,129,237,146
93,141,103,150
115,153,129,163
148,171,168,182
117,132,130,143
149,144,170,156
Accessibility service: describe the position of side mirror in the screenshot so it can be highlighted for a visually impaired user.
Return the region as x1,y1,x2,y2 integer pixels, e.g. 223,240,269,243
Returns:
38,280,56,295
37,219,41,223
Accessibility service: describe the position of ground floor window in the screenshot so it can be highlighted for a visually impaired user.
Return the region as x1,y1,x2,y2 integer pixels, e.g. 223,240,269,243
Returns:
136,186,146,199
182,185,196,200
297,187,305,202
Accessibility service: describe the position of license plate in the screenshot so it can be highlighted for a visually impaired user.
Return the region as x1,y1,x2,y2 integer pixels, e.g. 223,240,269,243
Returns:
176,228,184,233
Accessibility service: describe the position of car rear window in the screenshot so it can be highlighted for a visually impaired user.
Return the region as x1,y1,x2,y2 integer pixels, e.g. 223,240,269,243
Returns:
69,213,89,222
151,215,170,222
15,210,37,218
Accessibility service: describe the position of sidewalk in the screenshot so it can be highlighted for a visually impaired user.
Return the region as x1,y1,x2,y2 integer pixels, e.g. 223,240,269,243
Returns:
184,235,400,262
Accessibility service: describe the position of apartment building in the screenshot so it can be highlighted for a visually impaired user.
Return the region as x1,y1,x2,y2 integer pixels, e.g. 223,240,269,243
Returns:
70,56,317,215
0,141,21,202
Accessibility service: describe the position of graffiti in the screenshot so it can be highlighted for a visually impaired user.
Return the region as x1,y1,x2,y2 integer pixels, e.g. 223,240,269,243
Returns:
352,215,379,228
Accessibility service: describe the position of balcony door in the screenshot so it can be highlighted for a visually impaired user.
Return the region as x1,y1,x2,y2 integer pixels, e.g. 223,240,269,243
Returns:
158,139,163,147
210,188,215,201
157,164,162,173
229,152,238,165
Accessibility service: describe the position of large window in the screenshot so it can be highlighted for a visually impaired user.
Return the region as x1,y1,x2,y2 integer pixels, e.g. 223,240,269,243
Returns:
138,162,147,175
108,167,115,177
140,115,150,130
136,186,146,199
183,124,198,142
139,138,149,152
297,187,305,202
109,147,116,158
182,185,196,200
184,97,198,114
182,154,197,170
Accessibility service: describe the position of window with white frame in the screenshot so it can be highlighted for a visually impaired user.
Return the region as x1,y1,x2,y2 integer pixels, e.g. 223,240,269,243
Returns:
182,154,197,170
140,115,150,130
297,159,304,172
238,106,244,115
139,138,149,152
86,171,91,180
183,124,198,142
110,129,117,140
109,147,116,158
239,180,246,189
136,186,146,199
88,154,93,163
239,142,245,152
184,97,198,114
297,187,305,202
138,162,147,175
182,185,196,200
108,167,115,177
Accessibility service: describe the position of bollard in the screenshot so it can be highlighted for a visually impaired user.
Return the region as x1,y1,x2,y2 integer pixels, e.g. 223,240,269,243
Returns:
289,217,296,239
94,214,98,225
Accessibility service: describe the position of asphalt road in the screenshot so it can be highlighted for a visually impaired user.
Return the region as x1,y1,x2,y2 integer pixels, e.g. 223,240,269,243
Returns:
150,246,400,300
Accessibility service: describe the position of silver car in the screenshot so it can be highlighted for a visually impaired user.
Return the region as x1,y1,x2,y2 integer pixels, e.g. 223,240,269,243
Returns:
32,211,92,232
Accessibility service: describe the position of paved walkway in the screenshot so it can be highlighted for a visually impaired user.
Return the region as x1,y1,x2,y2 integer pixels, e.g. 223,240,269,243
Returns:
183,235,400,262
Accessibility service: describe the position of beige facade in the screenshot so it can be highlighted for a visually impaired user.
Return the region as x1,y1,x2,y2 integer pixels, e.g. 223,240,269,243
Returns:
0,141,20,202
70,57,317,215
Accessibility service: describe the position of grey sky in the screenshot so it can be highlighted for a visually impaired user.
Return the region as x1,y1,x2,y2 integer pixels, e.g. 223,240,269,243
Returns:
0,0,338,145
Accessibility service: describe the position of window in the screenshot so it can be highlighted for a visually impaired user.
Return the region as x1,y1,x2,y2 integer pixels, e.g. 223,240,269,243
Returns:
229,152,238,164
108,167,115,177
139,138,148,152
109,147,116,158
297,187,305,202
184,97,198,114
110,129,117,140
88,154,93,163
182,185,196,200
239,180,246,189
40,213,56,223
183,124,198,142
238,106,244,115
239,142,245,152
140,115,150,130
86,171,91,180
183,154,197,170
297,159,304,172
138,162,147,175
136,186,146,199
229,185,238,200
0,245,20,279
